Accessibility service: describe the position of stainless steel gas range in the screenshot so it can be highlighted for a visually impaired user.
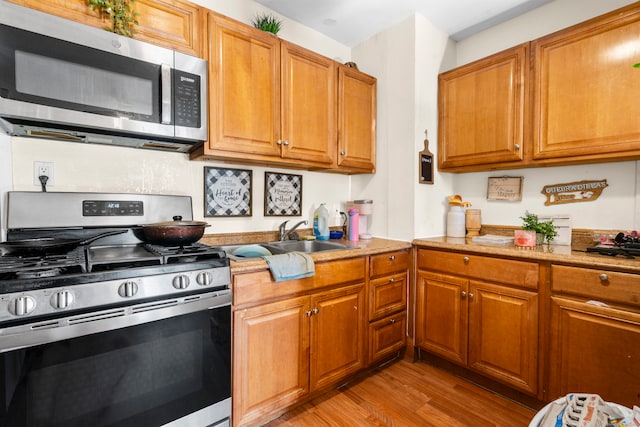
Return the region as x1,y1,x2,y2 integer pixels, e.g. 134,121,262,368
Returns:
0,192,231,427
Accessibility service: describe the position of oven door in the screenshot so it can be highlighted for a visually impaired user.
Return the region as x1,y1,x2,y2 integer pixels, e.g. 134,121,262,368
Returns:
0,294,231,427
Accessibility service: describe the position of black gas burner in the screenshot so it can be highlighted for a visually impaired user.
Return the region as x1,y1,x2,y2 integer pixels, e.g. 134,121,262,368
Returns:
0,246,86,280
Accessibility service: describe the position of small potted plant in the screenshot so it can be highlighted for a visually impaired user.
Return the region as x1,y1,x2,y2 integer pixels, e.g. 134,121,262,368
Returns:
87,0,138,37
520,211,558,245
252,13,282,35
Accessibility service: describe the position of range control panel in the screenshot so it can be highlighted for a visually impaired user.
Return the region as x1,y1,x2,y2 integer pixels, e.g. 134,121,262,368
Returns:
83,200,144,216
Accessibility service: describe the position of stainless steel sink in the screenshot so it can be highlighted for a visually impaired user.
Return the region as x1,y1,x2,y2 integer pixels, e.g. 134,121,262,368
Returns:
220,240,354,261
262,240,352,254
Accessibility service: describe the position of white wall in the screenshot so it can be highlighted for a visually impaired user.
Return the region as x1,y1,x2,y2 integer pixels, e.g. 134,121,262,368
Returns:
352,0,640,239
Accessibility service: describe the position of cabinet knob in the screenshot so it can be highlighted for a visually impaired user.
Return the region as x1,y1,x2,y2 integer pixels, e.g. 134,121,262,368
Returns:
312,307,319,315
461,290,467,298
277,139,282,145
306,310,313,317
389,277,395,283
514,144,521,150
283,140,290,146
468,292,475,300
340,150,346,156
599,273,609,282
389,318,396,324
463,256,469,263
389,255,395,261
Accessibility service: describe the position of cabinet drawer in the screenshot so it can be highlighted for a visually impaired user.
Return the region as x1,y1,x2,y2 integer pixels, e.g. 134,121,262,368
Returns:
369,312,406,363
369,250,408,278
233,257,366,306
551,265,640,308
369,272,407,320
417,249,539,290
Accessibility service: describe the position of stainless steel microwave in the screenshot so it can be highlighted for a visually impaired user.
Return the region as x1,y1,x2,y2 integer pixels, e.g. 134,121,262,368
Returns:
0,1,207,153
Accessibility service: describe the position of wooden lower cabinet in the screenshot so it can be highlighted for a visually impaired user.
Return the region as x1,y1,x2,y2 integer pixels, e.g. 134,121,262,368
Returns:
416,269,539,395
547,297,640,407
233,283,365,426
548,263,640,407
367,250,409,364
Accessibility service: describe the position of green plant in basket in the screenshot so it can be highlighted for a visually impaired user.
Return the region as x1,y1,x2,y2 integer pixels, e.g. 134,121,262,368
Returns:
87,0,139,37
520,211,558,244
252,13,282,35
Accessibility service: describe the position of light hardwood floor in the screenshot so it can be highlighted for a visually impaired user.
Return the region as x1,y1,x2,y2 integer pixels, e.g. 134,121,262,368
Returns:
264,358,537,426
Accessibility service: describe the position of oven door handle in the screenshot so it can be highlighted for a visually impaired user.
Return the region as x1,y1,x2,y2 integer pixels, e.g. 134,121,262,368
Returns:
0,291,231,353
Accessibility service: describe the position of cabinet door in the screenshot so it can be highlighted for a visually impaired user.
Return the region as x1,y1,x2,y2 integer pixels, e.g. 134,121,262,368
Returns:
310,284,366,391
369,272,407,320
468,281,538,394
207,13,281,158
415,271,468,365
369,311,406,364
548,297,640,408
533,6,640,161
134,0,203,56
438,43,528,170
281,41,336,166
233,296,310,427
8,0,203,56
337,65,377,172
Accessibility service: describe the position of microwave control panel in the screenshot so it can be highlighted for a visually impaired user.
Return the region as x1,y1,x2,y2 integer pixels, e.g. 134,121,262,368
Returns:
173,70,201,128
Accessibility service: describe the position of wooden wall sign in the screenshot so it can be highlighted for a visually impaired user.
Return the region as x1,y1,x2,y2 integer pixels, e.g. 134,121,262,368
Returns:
487,176,523,201
541,179,608,206
418,130,434,184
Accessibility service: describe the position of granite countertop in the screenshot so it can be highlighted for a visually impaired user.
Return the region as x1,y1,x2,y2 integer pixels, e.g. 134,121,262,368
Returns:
211,238,412,274
412,236,640,273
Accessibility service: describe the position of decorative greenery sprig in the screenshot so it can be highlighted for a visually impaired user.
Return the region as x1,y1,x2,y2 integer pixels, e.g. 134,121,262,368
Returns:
520,211,558,243
87,0,139,37
252,13,282,35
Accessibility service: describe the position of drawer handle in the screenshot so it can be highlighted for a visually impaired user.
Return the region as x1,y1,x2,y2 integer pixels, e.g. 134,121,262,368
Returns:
463,256,469,263
389,278,395,283
599,273,609,282
389,255,395,261
389,318,396,324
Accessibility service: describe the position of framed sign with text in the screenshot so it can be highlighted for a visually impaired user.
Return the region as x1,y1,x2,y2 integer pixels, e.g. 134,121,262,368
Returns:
264,172,302,216
204,167,252,217
487,176,523,201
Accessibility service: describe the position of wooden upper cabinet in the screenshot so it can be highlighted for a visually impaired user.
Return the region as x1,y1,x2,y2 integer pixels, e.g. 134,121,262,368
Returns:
533,4,640,162
438,43,528,171
281,41,336,166
337,65,377,173
8,0,204,56
195,13,337,168
132,0,203,56
205,13,281,159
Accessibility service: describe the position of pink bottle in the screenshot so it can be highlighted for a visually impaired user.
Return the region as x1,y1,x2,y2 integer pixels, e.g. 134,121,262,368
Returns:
348,208,359,242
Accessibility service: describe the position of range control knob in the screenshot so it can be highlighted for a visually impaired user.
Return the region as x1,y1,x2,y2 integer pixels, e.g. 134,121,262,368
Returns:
196,271,213,286
51,290,75,309
9,295,36,316
118,281,139,298
173,275,190,290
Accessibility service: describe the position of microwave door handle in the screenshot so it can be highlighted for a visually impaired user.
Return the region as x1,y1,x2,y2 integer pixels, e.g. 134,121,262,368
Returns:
160,64,172,124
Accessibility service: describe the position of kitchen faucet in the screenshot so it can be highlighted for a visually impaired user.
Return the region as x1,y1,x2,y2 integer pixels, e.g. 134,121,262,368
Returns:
279,220,308,241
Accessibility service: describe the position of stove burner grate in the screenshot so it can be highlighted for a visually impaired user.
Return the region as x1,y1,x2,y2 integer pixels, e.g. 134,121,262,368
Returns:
0,246,86,280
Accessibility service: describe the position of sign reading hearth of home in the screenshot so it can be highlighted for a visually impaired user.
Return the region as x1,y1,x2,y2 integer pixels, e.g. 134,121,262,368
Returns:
541,179,608,206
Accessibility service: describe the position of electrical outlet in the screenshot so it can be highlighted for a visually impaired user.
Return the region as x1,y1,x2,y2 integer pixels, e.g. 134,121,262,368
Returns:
34,161,55,186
